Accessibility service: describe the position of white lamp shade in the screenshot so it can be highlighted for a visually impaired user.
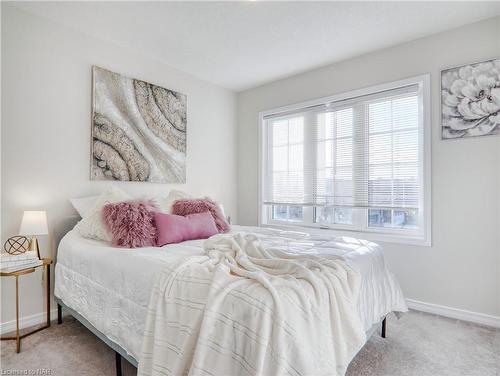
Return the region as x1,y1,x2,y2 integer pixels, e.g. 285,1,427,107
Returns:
19,211,48,235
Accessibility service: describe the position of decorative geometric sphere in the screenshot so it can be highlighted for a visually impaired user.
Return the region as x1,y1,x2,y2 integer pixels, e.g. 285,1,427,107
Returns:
4,236,30,255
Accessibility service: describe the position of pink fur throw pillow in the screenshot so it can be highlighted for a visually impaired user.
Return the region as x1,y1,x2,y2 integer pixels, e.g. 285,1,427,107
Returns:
171,198,230,233
102,200,158,248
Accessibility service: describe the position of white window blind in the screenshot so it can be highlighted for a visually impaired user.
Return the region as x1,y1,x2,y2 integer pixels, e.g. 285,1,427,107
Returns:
261,77,429,243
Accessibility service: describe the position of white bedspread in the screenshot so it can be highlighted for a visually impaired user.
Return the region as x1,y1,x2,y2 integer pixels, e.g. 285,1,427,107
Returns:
139,230,367,376
55,225,407,367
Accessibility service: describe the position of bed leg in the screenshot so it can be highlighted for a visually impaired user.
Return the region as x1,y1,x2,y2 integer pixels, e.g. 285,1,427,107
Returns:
57,304,63,325
381,317,387,338
115,351,122,376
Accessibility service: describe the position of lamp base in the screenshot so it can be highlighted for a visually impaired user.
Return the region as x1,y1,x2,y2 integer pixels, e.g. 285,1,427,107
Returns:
28,236,41,259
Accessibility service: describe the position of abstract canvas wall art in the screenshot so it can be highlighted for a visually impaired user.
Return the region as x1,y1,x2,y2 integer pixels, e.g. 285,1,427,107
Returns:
91,66,186,182
441,58,500,139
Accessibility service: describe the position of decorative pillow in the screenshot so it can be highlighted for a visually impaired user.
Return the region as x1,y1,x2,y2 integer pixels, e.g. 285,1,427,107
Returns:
70,195,99,217
102,200,157,248
75,187,130,241
171,198,230,233
155,212,218,246
153,190,191,213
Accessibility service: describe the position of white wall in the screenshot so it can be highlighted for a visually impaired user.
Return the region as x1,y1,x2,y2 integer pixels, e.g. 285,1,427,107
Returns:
1,6,499,330
238,17,500,317
1,5,237,326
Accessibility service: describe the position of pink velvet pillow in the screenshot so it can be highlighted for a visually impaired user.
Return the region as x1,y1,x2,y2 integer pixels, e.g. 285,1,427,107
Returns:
102,200,157,248
155,212,218,246
171,198,230,233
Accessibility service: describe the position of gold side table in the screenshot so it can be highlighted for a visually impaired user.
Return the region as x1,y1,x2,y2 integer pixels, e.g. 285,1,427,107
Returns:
1,258,52,353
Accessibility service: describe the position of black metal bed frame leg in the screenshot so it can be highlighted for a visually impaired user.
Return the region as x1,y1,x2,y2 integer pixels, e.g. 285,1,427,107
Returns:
381,317,387,338
115,351,122,376
57,304,63,325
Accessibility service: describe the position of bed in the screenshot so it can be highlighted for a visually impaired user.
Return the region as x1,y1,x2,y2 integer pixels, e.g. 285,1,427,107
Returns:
54,217,407,375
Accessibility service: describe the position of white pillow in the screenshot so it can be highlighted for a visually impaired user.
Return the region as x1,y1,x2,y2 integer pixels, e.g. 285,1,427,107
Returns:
154,190,191,213
217,203,227,220
70,195,99,217
75,187,130,241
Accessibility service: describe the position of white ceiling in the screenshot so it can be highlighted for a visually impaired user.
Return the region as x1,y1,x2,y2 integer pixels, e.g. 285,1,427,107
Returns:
11,1,500,92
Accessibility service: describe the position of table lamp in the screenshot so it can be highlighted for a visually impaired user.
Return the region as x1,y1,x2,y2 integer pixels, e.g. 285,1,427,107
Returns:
19,211,48,259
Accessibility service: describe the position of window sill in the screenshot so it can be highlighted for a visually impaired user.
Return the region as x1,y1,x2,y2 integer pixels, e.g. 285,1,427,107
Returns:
260,223,431,247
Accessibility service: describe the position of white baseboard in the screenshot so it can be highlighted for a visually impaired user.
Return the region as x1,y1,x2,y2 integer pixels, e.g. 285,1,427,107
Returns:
406,299,500,328
1,309,59,335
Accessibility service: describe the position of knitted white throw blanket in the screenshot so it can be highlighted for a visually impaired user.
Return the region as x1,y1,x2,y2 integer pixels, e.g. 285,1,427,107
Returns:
139,231,366,376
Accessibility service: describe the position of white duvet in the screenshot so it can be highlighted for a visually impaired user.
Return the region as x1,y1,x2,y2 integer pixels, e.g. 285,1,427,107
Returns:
55,225,407,373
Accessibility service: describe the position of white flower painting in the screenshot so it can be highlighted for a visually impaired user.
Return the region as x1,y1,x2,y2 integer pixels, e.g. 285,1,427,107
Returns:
441,58,500,139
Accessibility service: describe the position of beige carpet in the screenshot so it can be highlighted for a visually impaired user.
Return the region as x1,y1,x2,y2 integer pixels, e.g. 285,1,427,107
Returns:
1,310,499,376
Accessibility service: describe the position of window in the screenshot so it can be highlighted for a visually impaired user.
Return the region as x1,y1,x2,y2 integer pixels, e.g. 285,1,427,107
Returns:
260,75,431,245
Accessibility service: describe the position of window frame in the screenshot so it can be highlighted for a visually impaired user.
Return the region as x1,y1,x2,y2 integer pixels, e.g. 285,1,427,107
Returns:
258,74,432,246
